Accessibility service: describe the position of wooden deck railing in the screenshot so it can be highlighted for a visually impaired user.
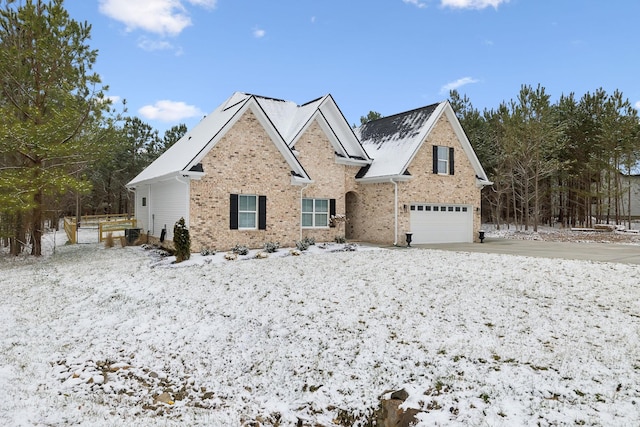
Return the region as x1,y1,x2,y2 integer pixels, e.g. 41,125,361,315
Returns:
63,214,135,244
63,217,77,244
98,218,137,242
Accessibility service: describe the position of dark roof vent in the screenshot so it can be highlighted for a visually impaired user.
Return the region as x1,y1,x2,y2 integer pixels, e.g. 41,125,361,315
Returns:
189,163,204,172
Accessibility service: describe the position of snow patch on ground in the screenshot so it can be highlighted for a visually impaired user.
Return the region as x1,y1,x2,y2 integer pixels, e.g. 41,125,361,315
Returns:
1,230,640,425
485,223,640,245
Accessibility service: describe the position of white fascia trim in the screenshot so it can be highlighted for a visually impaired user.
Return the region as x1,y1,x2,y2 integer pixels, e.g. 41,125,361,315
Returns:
356,175,413,184
126,172,180,188
335,156,371,166
291,176,314,186
476,178,494,188
180,171,205,180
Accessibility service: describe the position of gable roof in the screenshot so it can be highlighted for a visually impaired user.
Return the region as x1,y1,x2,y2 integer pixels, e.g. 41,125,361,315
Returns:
127,92,371,187
354,101,492,186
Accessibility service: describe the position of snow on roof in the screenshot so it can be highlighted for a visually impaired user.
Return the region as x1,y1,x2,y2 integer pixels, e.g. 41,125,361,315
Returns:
355,102,442,179
127,93,490,188
127,92,252,186
127,92,369,187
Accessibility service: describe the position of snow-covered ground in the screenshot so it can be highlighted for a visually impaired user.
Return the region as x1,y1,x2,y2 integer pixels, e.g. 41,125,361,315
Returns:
1,230,640,426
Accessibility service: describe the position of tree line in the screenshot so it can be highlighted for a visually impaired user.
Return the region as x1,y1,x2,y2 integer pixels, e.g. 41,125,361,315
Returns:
449,85,640,231
3,1,639,256
0,0,181,256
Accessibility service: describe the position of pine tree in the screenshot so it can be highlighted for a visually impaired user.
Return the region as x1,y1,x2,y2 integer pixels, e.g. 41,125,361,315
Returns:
173,217,190,263
0,0,112,255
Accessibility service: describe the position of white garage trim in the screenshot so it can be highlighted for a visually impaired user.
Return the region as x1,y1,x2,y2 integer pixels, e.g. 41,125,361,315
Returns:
410,203,473,244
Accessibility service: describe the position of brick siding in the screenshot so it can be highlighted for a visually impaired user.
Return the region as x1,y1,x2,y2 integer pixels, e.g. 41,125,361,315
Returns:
189,109,481,251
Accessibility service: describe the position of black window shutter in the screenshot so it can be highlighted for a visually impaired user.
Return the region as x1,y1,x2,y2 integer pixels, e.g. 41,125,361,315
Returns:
330,199,336,218
258,195,267,230
230,194,238,230
449,147,455,175
432,145,438,174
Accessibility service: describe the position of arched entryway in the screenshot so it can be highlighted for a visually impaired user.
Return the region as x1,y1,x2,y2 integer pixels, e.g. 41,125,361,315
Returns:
345,191,359,240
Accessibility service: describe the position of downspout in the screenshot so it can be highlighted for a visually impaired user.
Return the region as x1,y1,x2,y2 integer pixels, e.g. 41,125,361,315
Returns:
390,178,398,246
176,175,191,232
299,184,309,241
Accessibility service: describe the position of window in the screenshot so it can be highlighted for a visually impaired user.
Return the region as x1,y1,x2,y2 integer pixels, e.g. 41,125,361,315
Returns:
230,194,267,230
238,195,257,229
302,198,329,227
141,197,147,207
432,146,455,175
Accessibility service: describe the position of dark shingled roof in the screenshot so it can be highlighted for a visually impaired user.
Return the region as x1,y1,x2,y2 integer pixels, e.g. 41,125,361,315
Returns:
358,103,439,150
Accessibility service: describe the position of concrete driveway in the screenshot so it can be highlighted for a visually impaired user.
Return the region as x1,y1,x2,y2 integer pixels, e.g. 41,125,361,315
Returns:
412,237,640,265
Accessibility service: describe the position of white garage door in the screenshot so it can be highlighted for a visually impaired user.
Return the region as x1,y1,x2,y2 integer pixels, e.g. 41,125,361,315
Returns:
410,203,473,244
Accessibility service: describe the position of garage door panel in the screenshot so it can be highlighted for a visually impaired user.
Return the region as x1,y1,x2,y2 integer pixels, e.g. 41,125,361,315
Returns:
410,204,472,244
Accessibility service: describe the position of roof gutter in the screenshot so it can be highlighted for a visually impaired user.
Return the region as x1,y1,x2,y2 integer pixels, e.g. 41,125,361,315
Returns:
356,174,413,184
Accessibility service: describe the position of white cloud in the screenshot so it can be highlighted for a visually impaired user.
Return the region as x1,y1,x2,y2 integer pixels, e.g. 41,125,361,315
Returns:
441,0,509,9
107,95,122,104
99,0,216,36
635,101,640,110
186,0,216,8
137,37,175,51
139,100,204,122
403,0,427,8
253,27,266,38
440,77,479,93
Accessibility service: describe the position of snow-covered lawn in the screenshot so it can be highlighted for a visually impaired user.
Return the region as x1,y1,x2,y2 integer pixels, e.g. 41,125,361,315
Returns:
1,234,639,426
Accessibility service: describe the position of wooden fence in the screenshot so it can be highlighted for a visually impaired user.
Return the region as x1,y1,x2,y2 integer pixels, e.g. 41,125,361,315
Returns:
98,218,138,242
63,214,136,244
63,217,77,244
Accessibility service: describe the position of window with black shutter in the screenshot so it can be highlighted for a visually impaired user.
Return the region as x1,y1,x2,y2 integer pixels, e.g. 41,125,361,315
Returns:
433,145,454,175
230,194,265,230
230,194,238,230
258,196,267,230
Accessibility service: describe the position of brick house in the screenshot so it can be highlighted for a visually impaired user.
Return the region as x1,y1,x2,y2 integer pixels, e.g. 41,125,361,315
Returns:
126,92,492,250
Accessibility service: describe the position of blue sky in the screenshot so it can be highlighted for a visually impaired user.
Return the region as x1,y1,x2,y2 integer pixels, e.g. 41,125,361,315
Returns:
65,0,640,132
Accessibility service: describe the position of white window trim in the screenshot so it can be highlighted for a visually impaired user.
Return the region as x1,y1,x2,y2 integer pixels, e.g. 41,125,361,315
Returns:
302,198,329,228
437,146,449,175
238,194,258,229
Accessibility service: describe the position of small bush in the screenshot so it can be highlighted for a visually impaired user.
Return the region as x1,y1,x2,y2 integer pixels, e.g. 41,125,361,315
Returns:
232,244,249,255
200,248,215,256
295,236,316,251
104,232,114,248
119,236,126,248
334,235,346,244
173,217,191,263
263,241,280,253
